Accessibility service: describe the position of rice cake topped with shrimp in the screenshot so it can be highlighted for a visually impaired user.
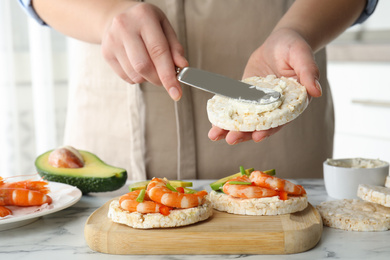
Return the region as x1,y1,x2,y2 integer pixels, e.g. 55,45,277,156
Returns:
108,177,213,229
209,171,308,215
207,75,308,131
108,199,212,229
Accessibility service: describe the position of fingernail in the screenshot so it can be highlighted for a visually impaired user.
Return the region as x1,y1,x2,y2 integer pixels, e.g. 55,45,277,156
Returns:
254,136,267,143
315,80,322,96
232,138,243,145
169,87,180,101
212,135,221,141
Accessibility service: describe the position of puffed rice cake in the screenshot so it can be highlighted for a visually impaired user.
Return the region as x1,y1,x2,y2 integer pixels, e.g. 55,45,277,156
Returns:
209,190,308,215
357,184,390,208
108,199,213,229
316,199,390,231
206,75,308,131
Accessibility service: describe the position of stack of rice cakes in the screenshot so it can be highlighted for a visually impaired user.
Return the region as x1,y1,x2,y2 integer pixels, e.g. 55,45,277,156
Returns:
316,175,390,231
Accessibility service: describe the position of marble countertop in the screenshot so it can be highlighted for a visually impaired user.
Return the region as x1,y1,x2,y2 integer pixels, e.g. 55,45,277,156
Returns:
1,179,389,260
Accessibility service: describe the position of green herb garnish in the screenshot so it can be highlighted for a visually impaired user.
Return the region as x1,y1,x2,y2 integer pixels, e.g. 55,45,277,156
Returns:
136,189,146,203
166,182,177,192
240,166,246,176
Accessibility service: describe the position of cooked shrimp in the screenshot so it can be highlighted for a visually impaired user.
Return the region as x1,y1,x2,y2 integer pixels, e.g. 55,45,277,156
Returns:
147,178,208,208
119,189,172,216
250,171,306,195
0,177,50,194
223,175,279,199
0,206,12,217
0,188,52,206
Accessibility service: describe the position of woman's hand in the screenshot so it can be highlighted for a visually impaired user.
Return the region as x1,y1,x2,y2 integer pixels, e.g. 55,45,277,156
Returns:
101,3,188,101
208,28,322,144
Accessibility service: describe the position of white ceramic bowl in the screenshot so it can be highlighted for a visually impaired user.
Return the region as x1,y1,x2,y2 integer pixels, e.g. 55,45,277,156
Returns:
323,158,389,199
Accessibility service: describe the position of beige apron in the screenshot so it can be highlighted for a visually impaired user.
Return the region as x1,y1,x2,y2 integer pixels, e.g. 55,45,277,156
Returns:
64,0,334,180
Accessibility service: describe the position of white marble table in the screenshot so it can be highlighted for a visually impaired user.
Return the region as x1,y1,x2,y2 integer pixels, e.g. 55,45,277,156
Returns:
1,179,389,260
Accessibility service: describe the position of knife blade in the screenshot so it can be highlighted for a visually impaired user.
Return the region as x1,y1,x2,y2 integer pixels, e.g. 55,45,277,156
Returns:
176,67,281,104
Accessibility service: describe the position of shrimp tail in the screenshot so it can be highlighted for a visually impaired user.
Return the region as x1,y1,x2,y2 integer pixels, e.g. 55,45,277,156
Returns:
0,206,12,217
297,185,307,195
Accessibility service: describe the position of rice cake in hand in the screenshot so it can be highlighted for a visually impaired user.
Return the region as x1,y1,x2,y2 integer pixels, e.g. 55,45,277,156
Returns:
207,75,308,131
357,184,390,207
316,199,390,231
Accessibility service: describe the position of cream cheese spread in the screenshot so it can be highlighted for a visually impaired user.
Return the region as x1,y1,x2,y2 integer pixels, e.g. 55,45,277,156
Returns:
327,158,387,168
225,79,285,115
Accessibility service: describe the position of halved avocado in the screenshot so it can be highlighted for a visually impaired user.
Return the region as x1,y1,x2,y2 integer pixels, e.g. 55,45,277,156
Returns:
35,150,127,194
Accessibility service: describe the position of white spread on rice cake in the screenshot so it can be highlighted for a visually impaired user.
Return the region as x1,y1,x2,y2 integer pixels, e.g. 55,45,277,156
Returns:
209,190,307,215
357,184,390,207
385,176,390,188
316,199,390,231
108,199,213,229
206,75,308,131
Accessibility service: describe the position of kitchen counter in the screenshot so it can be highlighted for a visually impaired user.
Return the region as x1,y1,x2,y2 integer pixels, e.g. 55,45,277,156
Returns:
1,179,389,260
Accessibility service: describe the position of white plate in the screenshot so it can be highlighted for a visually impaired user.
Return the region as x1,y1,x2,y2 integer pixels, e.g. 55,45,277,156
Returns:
0,181,82,231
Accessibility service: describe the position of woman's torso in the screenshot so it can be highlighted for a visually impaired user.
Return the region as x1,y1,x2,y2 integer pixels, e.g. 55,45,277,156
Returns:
65,0,334,180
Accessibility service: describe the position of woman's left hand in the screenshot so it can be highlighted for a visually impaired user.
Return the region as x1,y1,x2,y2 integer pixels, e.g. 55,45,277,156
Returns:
208,28,322,144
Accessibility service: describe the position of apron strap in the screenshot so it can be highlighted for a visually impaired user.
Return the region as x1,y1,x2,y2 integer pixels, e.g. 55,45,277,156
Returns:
166,0,197,179
127,84,147,180
174,88,197,180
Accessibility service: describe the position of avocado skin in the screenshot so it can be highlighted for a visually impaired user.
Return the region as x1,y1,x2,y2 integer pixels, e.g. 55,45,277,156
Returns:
35,150,127,194
38,171,127,194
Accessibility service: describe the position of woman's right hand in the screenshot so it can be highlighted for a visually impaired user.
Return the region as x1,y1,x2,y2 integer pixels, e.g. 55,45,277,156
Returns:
101,2,188,101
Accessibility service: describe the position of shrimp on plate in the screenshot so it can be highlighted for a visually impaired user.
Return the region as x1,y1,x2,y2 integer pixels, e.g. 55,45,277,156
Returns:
250,171,306,196
0,206,12,217
147,178,208,208
119,189,172,216
0,175,52,208
223,175,279,199
0,176,50,194
0,188,52,206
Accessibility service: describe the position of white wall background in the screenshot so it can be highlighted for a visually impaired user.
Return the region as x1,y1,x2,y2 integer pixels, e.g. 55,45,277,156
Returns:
328,1,390,163
1,1,69,177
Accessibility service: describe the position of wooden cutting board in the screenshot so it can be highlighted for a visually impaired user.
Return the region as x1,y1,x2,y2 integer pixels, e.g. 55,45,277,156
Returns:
84,199,322,255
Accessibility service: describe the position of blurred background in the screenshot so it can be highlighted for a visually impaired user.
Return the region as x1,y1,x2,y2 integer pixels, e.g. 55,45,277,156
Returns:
327,1,390,165
1,1,390,177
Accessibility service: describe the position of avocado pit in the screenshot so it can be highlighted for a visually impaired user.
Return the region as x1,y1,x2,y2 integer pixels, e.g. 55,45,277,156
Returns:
48,146,85,168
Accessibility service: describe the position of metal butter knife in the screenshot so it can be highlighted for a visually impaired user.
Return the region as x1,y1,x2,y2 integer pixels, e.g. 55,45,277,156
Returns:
176,67,281,104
